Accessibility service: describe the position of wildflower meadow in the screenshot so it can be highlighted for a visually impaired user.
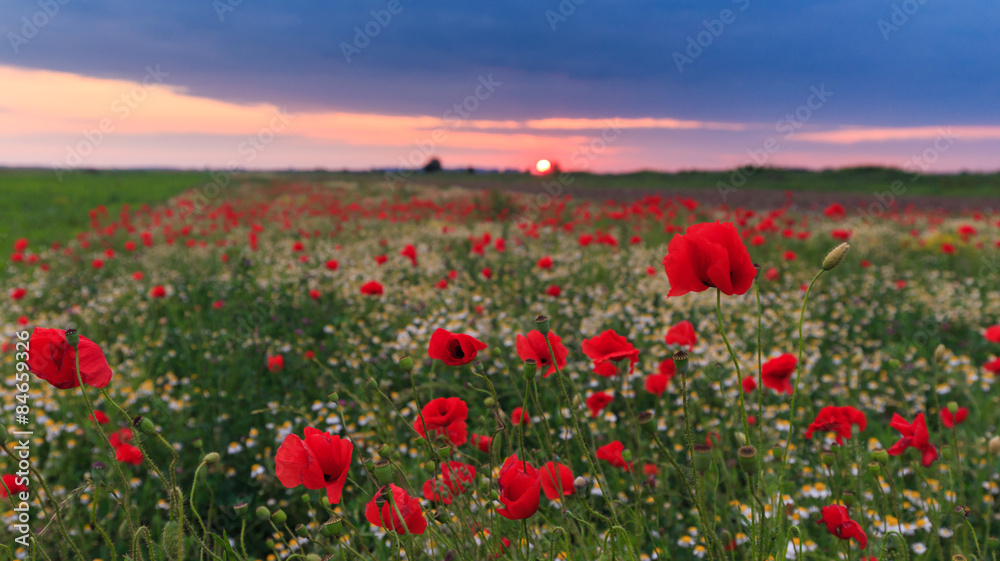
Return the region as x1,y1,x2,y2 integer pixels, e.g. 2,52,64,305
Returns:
2,176,1000,561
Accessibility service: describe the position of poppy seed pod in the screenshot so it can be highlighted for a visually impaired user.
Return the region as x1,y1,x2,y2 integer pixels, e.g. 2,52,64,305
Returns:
255,506,271,520
473,361,486,376
821,451,835,467
693,444,712,474
295,524,309,537
941,445,954,461
672,351,690,375
620,449,632,463
484,397,496,408
574,476,588,494
523,359,538,382
321,516,343,537
841,491,855,508
947,401,959,415
271,509,287,524
234,503,248,516
64,328,80,348
328,391,339,402
398,356,414,372
535,315,550,335
490,347,501,358
637,410,655,435
867,462,880,477
871,449,889,465
951,555,967,561
738,445,757,474
822,242,850,271
373,459,393,485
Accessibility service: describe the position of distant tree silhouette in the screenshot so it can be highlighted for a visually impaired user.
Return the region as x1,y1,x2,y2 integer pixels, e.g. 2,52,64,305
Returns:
423,158,442,173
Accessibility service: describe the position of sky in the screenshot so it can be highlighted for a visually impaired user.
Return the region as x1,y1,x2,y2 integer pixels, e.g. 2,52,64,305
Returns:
1,0,998,173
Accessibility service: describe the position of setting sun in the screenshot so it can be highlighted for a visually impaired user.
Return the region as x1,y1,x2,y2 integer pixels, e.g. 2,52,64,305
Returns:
535,159,552,173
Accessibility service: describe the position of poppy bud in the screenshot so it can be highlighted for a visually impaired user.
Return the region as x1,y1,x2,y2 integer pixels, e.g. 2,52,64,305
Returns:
483,397,497,408
637,410,655,435
255,506,271,520
934,344,949,366
328,391,339,402
947,401,959,415
693,444,712,474
941,445,954,461
301,493,311,504
841,491,855,508
989,436,1000,456
306,555,322,561
373,459,393,485
672,351,689,375
867,462,880,477
572,394,583,409
193,438,203,449
621,449,632,462
738,445,757,474
234,503,248,516
366,377,378,389
161,520,183,561
887,358,902,370
734,431,747,447
64,329,80,348
821,451,835,467
295,524,309,537
489,489,500,500
535,315,550,335
266,539,275,549
321,516,343,537
490,432,504,464
523,359,537,382
398,356,414,372
490,347,501,358
822,242,850,271
271,509,287,524
872,449,889,465
137,417,155,435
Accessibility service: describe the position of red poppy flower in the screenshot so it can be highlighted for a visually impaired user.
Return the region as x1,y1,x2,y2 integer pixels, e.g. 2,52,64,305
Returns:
593,361,618,377
374,254,388,265
511,407,530,426
761,354,797,395
116,444,143,465
26,327,113,389
132,271,145,281
309,289,321,300
90,410,110,424
481,267,492,279
662,221,757,297
586,392,613,418
546,285,562,297
984,325,1000,343
860,260,871,268
470,433,492,453
986,357,1000,373
109,427,133,448
400,244,418,266
823,203,846,220
496,455,541,520
414,397,469,446
765,267,779,281
360,281,383,296
13,238,28,252
366,484,427,534
817,505,867,549
831,229,852,240
940,406,968,428
742,376,757,393
515,331,567,378
0,474,27,498
325,259,339,271
537,256,553,269
428,328,487,366
642,463,660,478
804,406,867,445
424,461,476,503
275,427,353,504
150,285,166,298
10,288,26,300
435,278,449,290
664,320,697,349
582,330,639,374
92,259,104,269
887,413,938,467
597,441,632,471
267,355,284,372
540,461,575,500
941,243,955,255
783,250,797,261
644,373,671,396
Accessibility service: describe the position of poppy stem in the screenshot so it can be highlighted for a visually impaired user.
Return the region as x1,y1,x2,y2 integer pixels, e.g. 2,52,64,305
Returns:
715,289,751,443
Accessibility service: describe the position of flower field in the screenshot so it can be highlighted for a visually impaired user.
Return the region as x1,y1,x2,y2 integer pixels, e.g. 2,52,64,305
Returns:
2,178,1000,561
